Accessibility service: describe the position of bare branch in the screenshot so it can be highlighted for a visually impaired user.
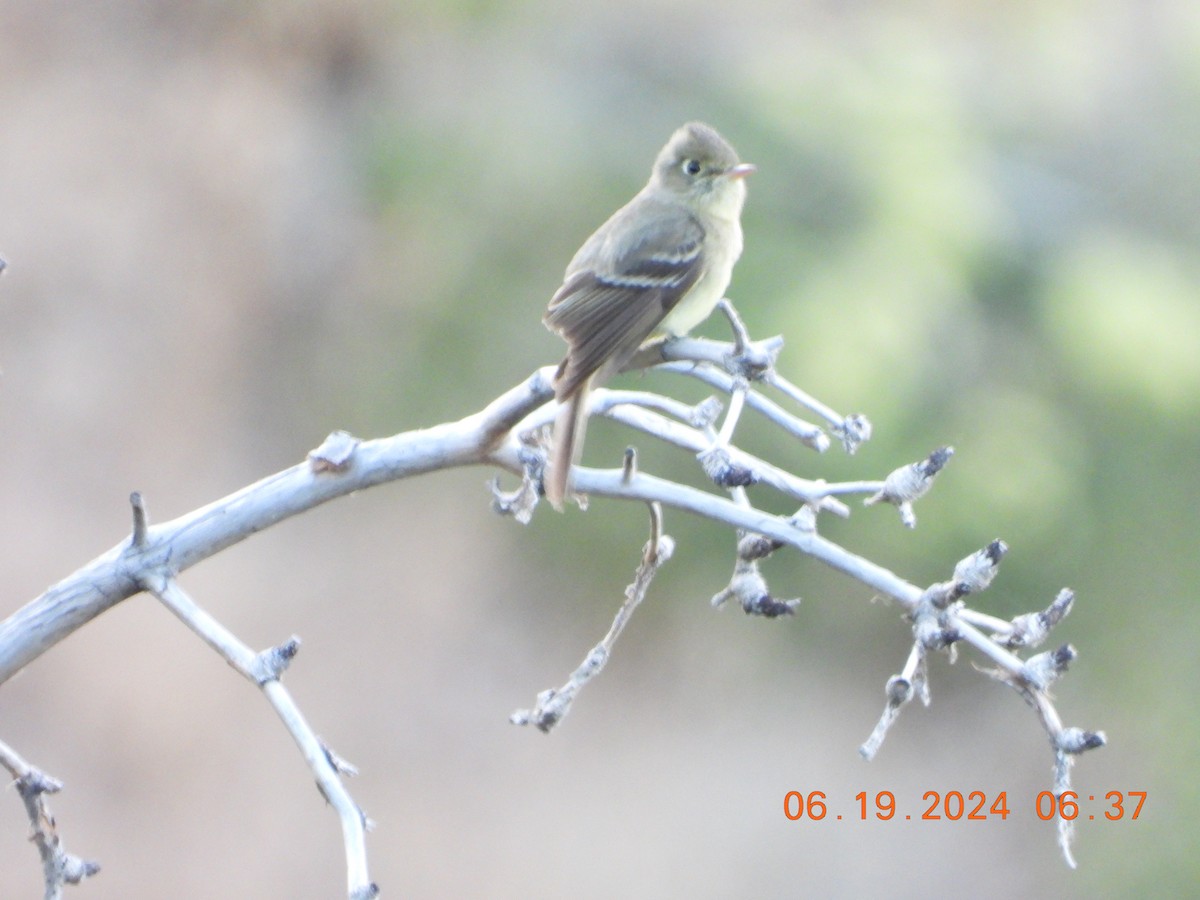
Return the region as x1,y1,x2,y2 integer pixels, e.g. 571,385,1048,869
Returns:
0,738,100,899
0,319,1105,880
0,371,555,684
591,399,850,515
656,360,831,451
511,502,674,732
860,644,923,761
143,574,377,899
710,488,805,618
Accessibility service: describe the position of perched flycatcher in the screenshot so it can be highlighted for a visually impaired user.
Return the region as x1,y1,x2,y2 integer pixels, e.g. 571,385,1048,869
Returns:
542,122,755,509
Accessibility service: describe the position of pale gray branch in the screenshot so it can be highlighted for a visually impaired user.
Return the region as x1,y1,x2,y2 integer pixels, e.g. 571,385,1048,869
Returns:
0,368,556,684
0,737,100,899
145,575,376,899
0,338,1104,883
511,502,674,732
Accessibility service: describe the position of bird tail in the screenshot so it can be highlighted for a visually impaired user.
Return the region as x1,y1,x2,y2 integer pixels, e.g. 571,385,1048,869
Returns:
544,379,591,511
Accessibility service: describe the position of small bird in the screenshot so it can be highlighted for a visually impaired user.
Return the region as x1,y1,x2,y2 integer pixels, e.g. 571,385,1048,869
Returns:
542,122,755,509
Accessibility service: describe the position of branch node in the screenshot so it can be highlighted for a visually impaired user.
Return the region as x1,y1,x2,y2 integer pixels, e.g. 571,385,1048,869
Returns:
307,430,361,474
320,740,361,779
254,636,302,683
622,447,637,484
911,584,964,651
789,504,819,533
887,675,914,706
833,413,873,454
16,768,64,797
129,491,149,549
865,446,955,528
698,446,758,488
490,443,543,524
860,673,916,760
998,588,1075,649
61,854,103,885
716,298,778,377
742,590,800,618
712,530,799,616
737,533,783,561
0,742,102,894
690,396,724,429
1022,643,1076,691
1057,728,1107,755
950,539,1008,598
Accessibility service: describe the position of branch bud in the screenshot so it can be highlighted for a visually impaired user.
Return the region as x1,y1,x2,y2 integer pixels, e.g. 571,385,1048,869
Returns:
690,396,724,429
308,430,360,473
951,539,1008,597
885,675,913,707
1023,643,1076,690
834,413,873,454
865,446,954,527
1000,588,1075,649
1057,727,1107,754
698,447,758,488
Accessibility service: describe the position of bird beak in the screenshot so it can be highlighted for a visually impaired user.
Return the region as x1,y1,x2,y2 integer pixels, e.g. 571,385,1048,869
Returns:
725,163,756,180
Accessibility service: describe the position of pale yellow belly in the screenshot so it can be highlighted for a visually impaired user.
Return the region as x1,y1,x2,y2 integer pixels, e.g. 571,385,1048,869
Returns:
658,268,728,336
657,219,742,337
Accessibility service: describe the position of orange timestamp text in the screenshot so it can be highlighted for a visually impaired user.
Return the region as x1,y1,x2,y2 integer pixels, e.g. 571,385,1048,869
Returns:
783,790,1146,822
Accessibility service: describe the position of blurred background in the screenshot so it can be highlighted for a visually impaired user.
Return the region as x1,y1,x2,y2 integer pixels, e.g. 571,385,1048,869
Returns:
1,1,1196,897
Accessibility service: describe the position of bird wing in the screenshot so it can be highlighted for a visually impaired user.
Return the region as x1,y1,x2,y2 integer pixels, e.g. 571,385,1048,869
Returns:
544,199,705,400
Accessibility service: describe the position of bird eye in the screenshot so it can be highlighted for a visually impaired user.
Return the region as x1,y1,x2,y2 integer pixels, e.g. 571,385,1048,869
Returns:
682,158,702,176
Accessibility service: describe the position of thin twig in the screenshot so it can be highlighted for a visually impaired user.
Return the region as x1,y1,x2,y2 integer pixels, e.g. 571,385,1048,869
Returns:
128,491,148,549
655,361,830,450
143,574,377,899
0,738,100,899
596,400,850,515
511,502,674,732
